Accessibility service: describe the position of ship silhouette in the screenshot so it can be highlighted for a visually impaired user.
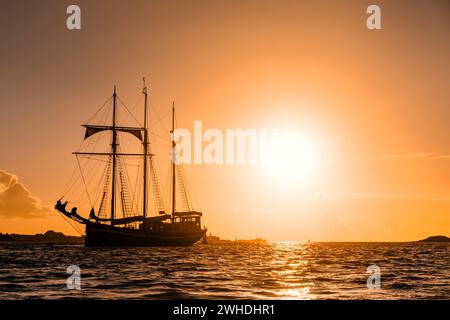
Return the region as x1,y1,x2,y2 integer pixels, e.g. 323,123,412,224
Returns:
55,81,206,246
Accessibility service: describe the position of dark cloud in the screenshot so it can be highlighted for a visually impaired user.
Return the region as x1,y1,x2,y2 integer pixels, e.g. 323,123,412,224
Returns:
0,169,50,218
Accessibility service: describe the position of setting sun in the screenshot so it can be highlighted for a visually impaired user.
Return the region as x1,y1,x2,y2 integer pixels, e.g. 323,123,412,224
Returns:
0,0,449,305
260,130,323,185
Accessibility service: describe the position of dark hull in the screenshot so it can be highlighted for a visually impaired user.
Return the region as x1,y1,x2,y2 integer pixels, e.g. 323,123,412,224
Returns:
85,222,206,247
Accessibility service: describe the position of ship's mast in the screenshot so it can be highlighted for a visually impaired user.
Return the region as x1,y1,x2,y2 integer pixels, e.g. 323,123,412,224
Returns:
171,103,176,215
111,86,118,222
142,79,149,218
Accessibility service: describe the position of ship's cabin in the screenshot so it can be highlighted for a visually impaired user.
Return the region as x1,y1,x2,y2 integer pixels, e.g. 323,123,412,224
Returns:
141,211,202,232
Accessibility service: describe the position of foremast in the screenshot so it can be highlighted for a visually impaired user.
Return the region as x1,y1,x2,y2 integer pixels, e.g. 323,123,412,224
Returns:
71,85,152,225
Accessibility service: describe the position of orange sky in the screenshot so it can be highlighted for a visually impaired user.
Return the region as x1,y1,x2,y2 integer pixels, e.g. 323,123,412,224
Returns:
0,0,449,241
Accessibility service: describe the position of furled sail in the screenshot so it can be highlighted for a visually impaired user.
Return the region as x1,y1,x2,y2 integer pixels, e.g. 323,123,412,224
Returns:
83,125,143,141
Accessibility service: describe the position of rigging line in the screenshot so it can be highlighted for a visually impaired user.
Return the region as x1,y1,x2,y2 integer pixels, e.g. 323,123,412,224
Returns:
75,97,112,155
74,138,102,178
146,111,167,213
101,98,113,124
63,214,83,236
173,145,201,211
77,101,111,154
65,154,98,200
117,145,136,215
120,131,143,147
162,159,170,210
120,95,144,125
181,166,200,211
85,95,113,124
83,156,112,163
152,109,171,127
54,209,83,236
148,97,171,133
146,101,171,142
84,162,108,206
123,155,138,215
135,161,143,215
79,130,104,149
67,194,90,204
132,163,141,215
86,127,104,153
76,156,94,208
60,162,80,198
91,158,109,207
76,156,103,195
147,130,171,142
84,155,140,167
117,95,142,126
147,110,170,142
64,172,84,201
148,139,161,195
61,168,81,199
97,155,112,217
182,163,202,211
164,156,172,211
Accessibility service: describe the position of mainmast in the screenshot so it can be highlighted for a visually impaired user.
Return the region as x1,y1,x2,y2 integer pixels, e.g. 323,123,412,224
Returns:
171,102,176,215
111,86,118,221
142,79,149,218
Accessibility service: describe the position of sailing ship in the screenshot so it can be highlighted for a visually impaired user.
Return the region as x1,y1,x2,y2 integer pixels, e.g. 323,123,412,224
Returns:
55,82,206,246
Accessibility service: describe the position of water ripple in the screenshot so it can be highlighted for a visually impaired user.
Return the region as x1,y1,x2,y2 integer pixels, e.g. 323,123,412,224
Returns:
0,242,448,299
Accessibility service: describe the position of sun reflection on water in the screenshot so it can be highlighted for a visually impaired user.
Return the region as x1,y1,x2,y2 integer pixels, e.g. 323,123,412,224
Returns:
269,241,314,300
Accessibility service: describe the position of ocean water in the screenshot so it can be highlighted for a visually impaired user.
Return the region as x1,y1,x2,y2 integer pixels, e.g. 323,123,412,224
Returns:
0,242,448,299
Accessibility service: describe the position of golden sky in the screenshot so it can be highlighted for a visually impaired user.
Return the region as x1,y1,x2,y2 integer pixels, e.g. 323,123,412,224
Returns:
0,0,449,241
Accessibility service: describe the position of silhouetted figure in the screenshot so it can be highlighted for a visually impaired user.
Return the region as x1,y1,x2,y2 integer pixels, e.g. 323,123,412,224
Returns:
89,208,95,220
56,200,68,211
71,207,78,214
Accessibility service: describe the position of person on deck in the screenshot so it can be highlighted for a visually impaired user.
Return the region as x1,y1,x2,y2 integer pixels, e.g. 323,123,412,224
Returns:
89,208,96,220
56,200,68,211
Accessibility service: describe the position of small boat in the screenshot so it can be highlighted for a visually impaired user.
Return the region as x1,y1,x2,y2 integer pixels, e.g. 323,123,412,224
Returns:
55,81,206,246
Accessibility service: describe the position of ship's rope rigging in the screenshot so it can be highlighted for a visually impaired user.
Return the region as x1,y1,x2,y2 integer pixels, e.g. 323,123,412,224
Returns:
57,210,84,236
116,93,172,143
76,155,94,209
117,95,143,127
162,112,202,213
58,89,171,221
58,87,202,224
84,95,113,124
53,85,207,246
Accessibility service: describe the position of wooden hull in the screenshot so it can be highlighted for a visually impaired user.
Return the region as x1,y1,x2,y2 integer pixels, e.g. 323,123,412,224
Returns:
85,222,206,247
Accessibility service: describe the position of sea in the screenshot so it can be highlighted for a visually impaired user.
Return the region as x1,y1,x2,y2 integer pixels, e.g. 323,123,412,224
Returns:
0,242,448,299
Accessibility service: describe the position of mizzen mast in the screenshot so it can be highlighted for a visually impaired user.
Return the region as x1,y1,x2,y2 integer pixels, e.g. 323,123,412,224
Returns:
171,102,176,215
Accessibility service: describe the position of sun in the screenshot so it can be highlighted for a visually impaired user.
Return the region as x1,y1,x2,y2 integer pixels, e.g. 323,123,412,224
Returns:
260,129,322,184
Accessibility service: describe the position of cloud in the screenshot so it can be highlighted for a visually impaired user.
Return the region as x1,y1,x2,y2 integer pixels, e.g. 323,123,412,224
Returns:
0,169,51,218
378,152,450,160
303,192,450,202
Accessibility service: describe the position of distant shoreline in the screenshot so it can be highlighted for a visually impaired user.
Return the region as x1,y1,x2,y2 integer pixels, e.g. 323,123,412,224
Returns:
417,235,450,243
0,230,83,245
0,231,448,245
0,230,268,245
